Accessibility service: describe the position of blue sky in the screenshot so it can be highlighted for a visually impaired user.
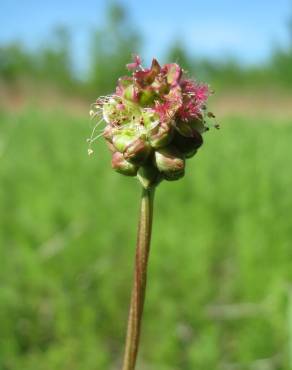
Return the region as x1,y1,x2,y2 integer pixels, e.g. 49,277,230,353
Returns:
1,0,291,69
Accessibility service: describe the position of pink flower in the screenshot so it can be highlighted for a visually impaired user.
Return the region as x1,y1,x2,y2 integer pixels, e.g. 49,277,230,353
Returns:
195,84,209,103
177,100,201,121
177,79,210,121
153,101,173,122
180,79,209,104
153,86,182,122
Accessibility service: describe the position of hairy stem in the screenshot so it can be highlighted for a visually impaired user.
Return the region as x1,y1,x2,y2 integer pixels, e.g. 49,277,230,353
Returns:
122,187,155,370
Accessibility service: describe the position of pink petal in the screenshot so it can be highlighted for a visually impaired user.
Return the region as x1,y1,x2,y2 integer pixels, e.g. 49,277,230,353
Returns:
126,54,142,71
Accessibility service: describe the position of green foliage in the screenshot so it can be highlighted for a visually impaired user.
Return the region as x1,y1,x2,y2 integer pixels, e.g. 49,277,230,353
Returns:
1,109,292,369
0,27,76,91
0,43,35,81
35,26,75,89
270,49,292,87
1,3,292,95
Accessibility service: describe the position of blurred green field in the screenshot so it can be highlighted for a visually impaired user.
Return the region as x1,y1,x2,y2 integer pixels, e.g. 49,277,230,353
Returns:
1,108,292,370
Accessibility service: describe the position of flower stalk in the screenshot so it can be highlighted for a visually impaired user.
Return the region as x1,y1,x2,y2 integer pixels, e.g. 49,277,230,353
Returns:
122,186,155,370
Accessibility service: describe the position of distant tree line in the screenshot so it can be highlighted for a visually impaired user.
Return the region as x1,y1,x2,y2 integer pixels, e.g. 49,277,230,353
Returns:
1,2,292,97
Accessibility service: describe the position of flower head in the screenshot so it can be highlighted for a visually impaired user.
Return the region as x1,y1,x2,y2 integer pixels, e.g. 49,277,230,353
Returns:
89,55,217,188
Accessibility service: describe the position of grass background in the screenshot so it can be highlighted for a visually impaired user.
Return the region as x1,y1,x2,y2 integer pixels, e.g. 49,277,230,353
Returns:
1,108,292,369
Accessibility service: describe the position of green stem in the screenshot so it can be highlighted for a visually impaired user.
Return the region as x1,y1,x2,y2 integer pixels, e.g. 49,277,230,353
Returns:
121,186,155,370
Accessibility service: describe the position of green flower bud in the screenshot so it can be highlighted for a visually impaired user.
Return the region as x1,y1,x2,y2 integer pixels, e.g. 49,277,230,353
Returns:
176,120,196,137
176,118,206,140
189,118,207,134
154,146,185,181
149,122,174,149
173,130,203,158
112,132,137,153
124,138,152,165
111,152,138,176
